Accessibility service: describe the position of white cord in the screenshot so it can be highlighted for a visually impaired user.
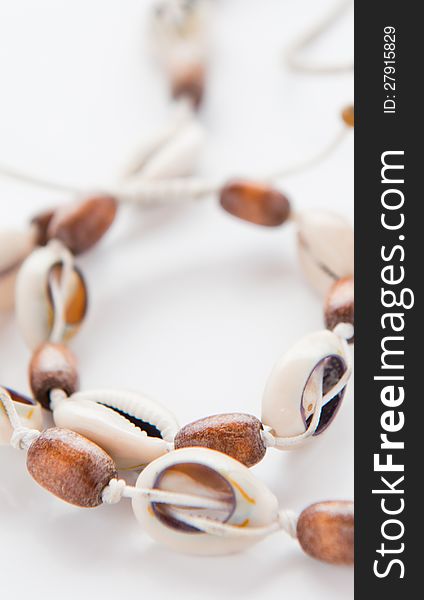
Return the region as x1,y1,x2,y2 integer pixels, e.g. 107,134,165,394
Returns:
333,321,354,342
101,479,127,504
285,0,353,75
113,176,220,205
268,127,348,181
0,122,349,205
0,387,40,450
0,163,83,194
164,507,281,538
102,479,298,540
49,388,68,411
277,509,298,539
102,479,231,511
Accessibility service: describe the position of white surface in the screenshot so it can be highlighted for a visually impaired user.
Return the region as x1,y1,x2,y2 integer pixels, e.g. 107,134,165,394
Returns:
0,1,354,599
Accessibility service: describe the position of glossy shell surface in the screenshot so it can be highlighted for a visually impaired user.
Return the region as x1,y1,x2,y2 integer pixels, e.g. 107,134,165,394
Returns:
138,120,205,180
0,387,43,445
15,242,88,349
296,209,354,296
132,447,279,555
53,389,179,470
261,330,349,443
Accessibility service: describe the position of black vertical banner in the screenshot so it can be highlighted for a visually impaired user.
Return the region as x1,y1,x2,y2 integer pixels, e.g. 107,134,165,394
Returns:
355,0,420,595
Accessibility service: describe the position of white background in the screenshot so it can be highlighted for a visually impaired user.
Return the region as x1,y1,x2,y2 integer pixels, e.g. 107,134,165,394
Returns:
0,1,354,599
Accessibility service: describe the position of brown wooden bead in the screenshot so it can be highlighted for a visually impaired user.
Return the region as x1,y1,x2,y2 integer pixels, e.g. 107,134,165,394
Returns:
324,276,354,343
297,501,354,565
174,413,267,467
27,428,117,507
171,63,205,109
29,343,79,410
47,196,118,255
341,105,354,128
31,208,56,246
219,180,291,227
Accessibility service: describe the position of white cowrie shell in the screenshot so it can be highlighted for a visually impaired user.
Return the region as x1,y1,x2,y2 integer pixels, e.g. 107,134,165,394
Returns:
135,120,205,181
122,100,193,177
0,228,36,311
132,447,279,555
261,330,350,446
0,388,42,446
15,241,88,349
296,209,354,296
150,0,209,61
53,389,179,470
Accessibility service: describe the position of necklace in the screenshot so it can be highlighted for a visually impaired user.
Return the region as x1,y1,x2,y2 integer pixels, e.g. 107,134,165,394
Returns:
0,0,353,565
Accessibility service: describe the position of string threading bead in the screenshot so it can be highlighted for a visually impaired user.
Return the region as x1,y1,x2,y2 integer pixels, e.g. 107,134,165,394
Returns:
10,427,40,451
277,509,299,539
102,478,127,505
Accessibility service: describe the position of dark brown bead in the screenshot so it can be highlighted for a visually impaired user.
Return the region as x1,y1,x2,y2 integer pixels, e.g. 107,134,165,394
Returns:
31,208,56,246
27,428,117,507
174,413,267,467
47,195,118,254
29,343,79,410
324,276,354,343
341,105,354,128
219,180,291,227
297,501,354,565
171,63,205,109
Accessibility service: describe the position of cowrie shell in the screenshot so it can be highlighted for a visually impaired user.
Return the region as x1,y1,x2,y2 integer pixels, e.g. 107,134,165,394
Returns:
296,209,354,296
15,242,88,349
261,330,350,445
132,447,279,555
0,228,36,311
53,389,179,470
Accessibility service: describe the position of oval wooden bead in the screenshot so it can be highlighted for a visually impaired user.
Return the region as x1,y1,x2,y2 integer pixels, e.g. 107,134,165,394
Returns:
341,105,354,128
174,413,266,467
297,501,354,565
171,63,205,109
31,208,55,246
324,276,354,343
219,180,291,227
27,427,117,507
29,343,79,410
47,196,117,255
